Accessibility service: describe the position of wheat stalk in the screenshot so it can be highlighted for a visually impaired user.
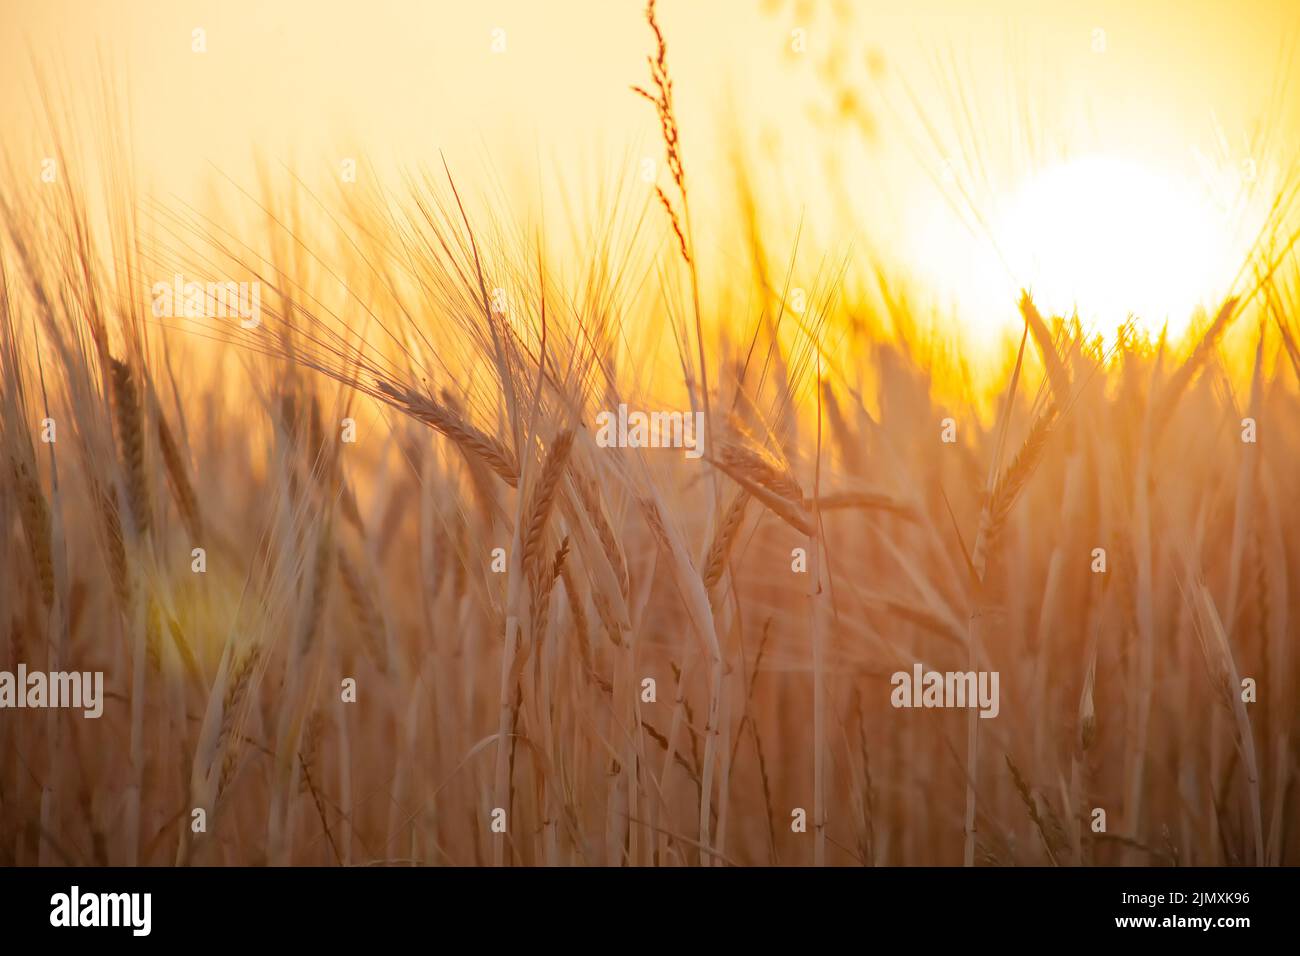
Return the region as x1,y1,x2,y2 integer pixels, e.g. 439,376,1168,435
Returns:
109,356,152,538
377,380,519,486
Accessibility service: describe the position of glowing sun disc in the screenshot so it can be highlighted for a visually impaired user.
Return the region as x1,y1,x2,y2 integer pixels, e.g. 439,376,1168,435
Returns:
994,155,1229,337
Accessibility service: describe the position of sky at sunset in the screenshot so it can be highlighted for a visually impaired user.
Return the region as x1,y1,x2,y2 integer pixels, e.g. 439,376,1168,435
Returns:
5,0,1298,337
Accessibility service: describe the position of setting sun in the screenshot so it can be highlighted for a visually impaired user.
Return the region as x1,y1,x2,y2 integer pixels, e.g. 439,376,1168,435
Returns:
995,155,1231,338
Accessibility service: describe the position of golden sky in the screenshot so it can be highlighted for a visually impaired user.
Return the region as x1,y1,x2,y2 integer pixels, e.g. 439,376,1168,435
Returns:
4,0,1299,337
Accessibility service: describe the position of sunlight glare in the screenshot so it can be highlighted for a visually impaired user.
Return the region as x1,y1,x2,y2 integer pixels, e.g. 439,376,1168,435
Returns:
995,155,1230,339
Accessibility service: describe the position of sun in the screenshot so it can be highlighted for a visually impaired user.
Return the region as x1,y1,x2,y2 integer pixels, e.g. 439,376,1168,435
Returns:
993,155,1231,339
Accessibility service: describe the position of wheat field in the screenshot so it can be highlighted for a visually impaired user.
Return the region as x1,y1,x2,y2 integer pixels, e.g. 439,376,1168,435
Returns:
2,0,1300,868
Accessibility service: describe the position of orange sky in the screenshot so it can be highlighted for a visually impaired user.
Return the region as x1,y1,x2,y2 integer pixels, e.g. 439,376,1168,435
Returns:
4,0,1298,339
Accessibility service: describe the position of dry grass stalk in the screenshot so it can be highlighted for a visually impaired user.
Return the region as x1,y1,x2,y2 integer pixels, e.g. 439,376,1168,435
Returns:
156,412,202,540
710,451,813,535
109,356,152,538
520,429,575,576
573,471,629,600
1019,292,1071,406
377,380,519,487
1189,581,1265,864
336,545,388,673
981,402,1060,550
633,0,691,265
11,456,54,609
720,442,803,503
702,490,749,593
94,482,131,611
216,644,260,800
